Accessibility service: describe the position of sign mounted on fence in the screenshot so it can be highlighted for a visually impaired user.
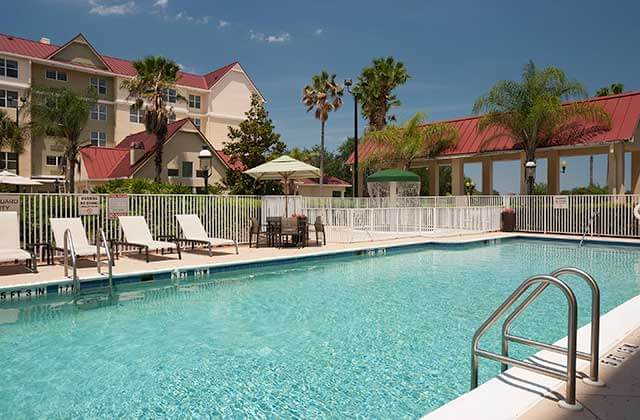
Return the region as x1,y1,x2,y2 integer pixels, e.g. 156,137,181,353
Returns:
553,196,569,210
0,195,19,212
78,195,100,216
108,194,129,219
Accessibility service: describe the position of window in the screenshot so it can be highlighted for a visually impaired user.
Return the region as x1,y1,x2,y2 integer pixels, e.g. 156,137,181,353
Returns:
167,168,179,177
168,113,176,123
46,69,67,81
129,108,144,123
181,161,193,178
188,95,201,109
46,155,66,167
0,152,18,171
0,59,18,78
193,118,201,128
91,103,107,120
162,88,177,103
0,90,18,108
90,131,106,147
90,77,107,95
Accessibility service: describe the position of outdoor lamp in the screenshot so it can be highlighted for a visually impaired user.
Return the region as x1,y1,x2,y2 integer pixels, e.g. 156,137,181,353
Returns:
344,78,358,198
561,160,568,174
525,161,536,179
198,146,213,193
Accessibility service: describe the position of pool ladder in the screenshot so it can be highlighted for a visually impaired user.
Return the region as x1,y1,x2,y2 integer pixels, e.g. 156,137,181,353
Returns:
471,267,602,411
63,228,114,303
579,210,600,247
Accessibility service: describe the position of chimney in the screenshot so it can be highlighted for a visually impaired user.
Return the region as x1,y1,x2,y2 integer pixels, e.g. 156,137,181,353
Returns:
39,37,51,45
130,142,145,166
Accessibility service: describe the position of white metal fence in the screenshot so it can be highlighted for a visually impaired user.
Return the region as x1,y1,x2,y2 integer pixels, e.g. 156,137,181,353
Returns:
508,195,640,238
11,193,261,247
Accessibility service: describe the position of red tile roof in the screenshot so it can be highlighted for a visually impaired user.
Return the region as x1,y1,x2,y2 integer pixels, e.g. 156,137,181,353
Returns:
295,176,351,186
0,32,237,90
346,91,640,164
216,149,245,171
81,119,237,180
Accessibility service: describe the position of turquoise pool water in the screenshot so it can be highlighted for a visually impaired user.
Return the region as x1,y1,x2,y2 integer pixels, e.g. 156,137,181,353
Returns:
1,239,640,418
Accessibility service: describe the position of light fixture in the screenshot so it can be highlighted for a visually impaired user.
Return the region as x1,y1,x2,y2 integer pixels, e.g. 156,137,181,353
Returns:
561,160,568,174
525,160,537,179
198,146,213,193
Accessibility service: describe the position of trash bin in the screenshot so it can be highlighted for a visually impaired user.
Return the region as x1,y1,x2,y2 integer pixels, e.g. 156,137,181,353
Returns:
501,208,516,232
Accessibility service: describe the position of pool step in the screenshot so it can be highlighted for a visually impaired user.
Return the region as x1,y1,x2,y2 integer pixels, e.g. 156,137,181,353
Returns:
75,286,114,309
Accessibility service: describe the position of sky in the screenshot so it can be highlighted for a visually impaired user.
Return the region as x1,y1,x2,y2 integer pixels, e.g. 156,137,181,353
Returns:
2,0,640,193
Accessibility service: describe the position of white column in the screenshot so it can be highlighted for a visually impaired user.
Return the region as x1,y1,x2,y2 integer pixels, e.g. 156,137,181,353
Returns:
481,159,493,195
451,159,464,196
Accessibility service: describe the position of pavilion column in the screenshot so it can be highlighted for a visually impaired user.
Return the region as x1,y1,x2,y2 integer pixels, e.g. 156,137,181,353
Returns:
631,151,640,194
547,152,560,195
428,162,440,196
481,158,493,195
357,167,366,197
451,159,464,196
607,143,625,194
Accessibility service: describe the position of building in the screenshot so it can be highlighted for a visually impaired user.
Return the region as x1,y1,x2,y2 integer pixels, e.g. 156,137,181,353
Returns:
0,32,261,188
347,91,640,195
294,176,351,197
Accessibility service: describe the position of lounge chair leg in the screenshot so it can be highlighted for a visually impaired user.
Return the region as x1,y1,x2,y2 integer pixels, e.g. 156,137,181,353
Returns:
145,247,149,263
176,242,182,260
209,244,212,257
234,241,238,255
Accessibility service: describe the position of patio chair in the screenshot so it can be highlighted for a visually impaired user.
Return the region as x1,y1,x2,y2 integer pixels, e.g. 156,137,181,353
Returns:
176,214,238,256
116,216,181,262
279,217,303,248
249,218,268,248
50,218,110,262
0,212,37,272
313,216,326,246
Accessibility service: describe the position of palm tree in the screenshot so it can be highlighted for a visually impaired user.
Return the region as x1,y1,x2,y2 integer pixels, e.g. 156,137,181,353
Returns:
596,83,624,97
353,57,410,131
30,86,97,192
364,112,458,170
121,56,183,182
302,71,343,184
0,108,30,174
473,60,611,194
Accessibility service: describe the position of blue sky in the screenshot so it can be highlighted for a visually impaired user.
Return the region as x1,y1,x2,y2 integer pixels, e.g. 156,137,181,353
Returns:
3,0,640,192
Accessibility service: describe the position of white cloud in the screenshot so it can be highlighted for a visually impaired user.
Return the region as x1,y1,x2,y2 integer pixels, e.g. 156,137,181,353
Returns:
153,0,167,8
313,28,323,36
218,20,230,29
89,0,135,16
171,11,208,24
250,30,291,44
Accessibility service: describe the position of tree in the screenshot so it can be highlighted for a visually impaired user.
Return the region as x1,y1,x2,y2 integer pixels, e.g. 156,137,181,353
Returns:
30,86,97,192
363,112,458,170
121,56,183,182
224,94,286,195
286,143,352,186
596,83,624,97
302,71,343,184
353,57,410,131
0,107,30,174
473,60,611,194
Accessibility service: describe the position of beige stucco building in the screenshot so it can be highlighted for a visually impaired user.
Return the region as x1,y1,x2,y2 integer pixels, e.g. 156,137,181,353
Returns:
0,33,261,189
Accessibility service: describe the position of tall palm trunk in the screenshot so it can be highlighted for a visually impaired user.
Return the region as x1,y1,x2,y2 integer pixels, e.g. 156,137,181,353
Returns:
154,132,164,182
319,120,325,185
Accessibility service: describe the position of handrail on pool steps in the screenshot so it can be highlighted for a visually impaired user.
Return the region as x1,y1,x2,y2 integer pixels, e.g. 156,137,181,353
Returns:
471,267,602,411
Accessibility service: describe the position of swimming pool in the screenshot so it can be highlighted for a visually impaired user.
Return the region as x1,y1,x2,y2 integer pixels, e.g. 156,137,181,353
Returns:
1,238,639,418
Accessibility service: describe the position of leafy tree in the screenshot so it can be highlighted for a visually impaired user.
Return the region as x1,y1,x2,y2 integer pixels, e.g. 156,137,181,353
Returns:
560,184,609,195
363,112,458,170
287,144,352,186
0,107,30,174
353,57,410,131
302,71,343,183
93,178,193,194
473,60,611,194
121,56,183,182
596,83,624,97
30,86,97,192
224,94,286,195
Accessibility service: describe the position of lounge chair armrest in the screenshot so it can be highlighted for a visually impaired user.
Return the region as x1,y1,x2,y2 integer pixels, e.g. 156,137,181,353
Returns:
156,234,178,241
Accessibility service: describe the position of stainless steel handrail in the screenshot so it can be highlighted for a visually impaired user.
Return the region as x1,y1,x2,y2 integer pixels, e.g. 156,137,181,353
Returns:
501,267,602,385
579,210,600,247
471,274,581,410
96,228,113,292
63,228,79,292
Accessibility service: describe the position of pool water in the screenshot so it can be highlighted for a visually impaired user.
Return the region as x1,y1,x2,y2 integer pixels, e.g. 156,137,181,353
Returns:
1,239,640,418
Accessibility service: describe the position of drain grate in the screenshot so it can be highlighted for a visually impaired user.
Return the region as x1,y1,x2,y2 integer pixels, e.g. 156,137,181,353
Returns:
617,343,639,354
600,342,639,368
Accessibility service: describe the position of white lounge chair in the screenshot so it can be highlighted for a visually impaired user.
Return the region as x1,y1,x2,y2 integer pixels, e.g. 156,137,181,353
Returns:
176,214,238,256
116,216,181,262
0,211,37,272
50,218,109,258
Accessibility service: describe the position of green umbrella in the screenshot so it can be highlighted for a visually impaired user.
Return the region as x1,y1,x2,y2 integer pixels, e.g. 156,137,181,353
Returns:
367,169,420,183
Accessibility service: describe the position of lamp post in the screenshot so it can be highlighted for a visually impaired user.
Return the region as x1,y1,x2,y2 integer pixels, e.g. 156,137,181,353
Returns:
561,160,568,174
198,145,213,194
344,79,359,197
465,180,475,196
524,160,536,195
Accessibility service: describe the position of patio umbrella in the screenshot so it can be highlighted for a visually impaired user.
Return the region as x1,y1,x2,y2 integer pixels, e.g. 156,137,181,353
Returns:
0,170,42,186
244,155,320,216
